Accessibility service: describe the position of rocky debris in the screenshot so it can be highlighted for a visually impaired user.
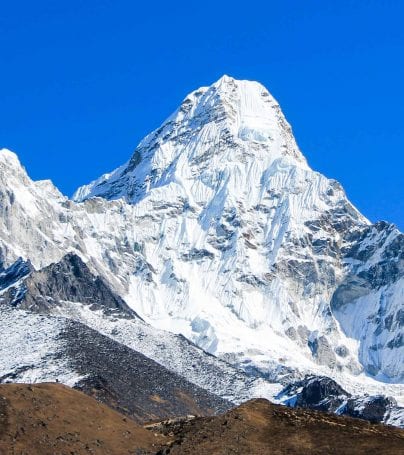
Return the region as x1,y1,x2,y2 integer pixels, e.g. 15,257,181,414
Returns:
60,320,231,422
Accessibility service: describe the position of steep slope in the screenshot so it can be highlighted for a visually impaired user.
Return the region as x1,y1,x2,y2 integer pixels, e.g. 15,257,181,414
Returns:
0,383,165,454
0,75,402,405
0,304,230,422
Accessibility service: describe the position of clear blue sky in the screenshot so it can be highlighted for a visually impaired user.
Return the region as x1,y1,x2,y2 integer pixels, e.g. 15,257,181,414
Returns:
1,1,403,229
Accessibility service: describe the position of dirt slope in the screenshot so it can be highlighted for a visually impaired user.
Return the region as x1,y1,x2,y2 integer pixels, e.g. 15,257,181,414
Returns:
1,385,403,455
0,383,166,455
151,398,404,455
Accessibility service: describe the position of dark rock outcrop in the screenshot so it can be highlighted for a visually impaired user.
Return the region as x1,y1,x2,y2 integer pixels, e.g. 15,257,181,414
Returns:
2,253,137,318
0,257,32,292
277,375,403,426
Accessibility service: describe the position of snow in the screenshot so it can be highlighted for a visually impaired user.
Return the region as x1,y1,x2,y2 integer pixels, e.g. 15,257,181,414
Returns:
0,306,82,386
49,300,280,404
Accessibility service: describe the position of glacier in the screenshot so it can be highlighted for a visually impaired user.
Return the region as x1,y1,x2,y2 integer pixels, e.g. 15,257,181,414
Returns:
0,75,402,404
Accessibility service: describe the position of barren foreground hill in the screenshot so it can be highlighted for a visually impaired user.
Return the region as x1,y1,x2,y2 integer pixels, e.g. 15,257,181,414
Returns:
154,398,404,454
0,383,166,454
0,384,403,454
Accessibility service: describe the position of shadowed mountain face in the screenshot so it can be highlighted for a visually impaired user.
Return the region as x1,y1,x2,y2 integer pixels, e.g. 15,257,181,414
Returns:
3,253,136,317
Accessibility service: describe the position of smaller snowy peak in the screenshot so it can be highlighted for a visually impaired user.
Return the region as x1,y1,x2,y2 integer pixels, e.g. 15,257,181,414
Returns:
34,179,64,198
0,148,24,170
0,149,65,204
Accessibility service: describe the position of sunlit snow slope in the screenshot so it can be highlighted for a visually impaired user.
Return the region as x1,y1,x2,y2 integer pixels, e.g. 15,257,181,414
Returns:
1,76,402,391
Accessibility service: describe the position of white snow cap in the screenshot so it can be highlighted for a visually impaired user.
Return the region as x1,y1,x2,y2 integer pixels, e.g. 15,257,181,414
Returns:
73,75,307,202
0,148,23,168
170,74,304,160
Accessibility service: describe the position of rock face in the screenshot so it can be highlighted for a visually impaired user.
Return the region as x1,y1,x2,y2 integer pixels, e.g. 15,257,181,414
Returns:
277,375,403,427
3,253,136,317
0,76,402,409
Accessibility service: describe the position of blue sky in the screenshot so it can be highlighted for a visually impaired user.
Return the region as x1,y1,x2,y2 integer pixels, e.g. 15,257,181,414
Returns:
1,1,403,229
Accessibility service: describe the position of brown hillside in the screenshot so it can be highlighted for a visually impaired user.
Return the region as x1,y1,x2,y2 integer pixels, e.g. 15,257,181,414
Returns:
0,383,166,455
151,398,404,455
1,385,403,455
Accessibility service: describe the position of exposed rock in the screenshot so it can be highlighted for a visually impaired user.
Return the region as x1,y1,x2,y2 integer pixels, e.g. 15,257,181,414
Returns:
277,375,404,426
344,395,400,424
2,253,137,318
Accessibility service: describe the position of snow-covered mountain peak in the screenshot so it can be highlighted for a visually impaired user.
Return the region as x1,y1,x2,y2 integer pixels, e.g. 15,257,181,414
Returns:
73,76,307,203
170,75,296,143
0,148,24,172
1,77,402,402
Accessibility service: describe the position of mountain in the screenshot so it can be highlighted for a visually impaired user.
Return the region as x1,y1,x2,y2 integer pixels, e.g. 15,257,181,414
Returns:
72,75,402,384
0,75,402,424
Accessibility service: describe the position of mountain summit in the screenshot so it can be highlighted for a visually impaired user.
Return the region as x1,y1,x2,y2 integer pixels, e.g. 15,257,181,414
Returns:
73,75,306,203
